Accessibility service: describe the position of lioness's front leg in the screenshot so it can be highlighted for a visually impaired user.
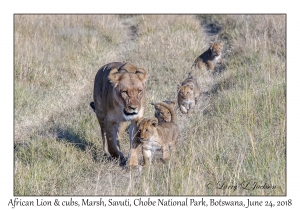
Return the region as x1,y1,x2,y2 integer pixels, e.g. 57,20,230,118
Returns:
105,121,125,164
128,121,141,166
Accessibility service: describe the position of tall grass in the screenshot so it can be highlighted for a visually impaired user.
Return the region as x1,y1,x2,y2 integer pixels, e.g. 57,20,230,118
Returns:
14,14,285,195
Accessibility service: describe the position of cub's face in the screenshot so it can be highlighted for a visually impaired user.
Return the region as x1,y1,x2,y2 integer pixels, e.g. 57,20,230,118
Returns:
210,42,223,57
137,118,158,142
178,84,194,101
153,101,175,123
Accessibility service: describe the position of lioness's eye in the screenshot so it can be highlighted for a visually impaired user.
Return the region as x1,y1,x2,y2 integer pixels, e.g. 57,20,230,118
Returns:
145,129,148,132
138,90,142,94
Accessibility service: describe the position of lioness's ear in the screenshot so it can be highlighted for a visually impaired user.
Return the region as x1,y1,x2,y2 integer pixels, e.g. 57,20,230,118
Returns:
108,68,122,87
151,118,158,127
136,68,148,83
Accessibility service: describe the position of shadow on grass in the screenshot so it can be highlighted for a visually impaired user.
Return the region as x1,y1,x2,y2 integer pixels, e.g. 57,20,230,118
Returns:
52,126,102,163
53,126,128,165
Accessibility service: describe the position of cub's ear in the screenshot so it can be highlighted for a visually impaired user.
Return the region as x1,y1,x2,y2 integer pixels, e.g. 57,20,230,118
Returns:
209,42,214,49
151,118,158,127
136,68,148,83
177,84,181,92
150,102,157,108
108,68,122,87
169,101,176,108
188,83,194,90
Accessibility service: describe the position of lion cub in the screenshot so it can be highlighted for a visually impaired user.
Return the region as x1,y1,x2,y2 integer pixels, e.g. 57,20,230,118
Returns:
191,42,224,71
177,73,200,115
137,102,179,165
151,100,176,123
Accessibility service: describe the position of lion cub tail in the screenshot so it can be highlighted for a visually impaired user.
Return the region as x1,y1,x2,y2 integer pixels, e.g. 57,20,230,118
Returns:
155,101,177,124
191,56,200,69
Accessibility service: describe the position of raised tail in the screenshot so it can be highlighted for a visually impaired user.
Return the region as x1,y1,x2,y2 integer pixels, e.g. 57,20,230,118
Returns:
191,56,199,69
191,61,196,69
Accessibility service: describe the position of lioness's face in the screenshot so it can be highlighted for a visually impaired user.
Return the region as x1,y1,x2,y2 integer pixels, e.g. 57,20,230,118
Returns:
137,118,158,142
178,85,194,102
118,74,145,120
210,42,223,57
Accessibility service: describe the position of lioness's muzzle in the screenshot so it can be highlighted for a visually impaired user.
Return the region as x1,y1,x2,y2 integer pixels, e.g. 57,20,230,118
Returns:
123,109,138,116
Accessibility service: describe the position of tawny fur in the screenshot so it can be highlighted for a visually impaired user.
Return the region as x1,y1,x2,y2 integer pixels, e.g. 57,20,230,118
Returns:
151,100,176,123
177,73,200,115
91,62,148,166
191,42,224,71
137,102,179,165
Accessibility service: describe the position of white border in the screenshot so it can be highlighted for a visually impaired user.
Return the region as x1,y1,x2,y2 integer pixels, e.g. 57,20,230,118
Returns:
1,1,299,209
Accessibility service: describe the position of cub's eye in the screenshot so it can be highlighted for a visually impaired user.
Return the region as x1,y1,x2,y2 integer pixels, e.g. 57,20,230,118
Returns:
138,90,143,94
167,111,170,114
145,129,148,132
187,92,190,95
180,92,183,95
122,91,128,95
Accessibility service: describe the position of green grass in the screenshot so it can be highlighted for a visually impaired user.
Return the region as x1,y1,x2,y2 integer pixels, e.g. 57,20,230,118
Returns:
14,14,286,195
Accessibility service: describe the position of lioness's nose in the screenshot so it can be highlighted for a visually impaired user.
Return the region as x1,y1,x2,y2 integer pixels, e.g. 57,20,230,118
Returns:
129,105,138,111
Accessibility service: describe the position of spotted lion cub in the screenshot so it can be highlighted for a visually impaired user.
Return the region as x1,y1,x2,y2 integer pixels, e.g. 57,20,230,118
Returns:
191,42,224,70
151,100,176,123
137,102,179,165
177,73,200,115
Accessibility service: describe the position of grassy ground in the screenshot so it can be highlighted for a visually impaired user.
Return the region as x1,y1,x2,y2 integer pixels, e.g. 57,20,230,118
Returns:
14,14,286,195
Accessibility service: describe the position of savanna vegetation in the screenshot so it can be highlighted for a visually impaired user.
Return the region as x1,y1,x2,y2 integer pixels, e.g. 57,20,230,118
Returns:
14,14,286,195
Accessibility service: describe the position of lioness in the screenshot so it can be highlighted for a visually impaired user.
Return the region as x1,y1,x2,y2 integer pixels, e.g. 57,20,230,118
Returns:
151,100,176,123
137,102,179,165
177,73,200,115
191,42,224,71
92,62,148,166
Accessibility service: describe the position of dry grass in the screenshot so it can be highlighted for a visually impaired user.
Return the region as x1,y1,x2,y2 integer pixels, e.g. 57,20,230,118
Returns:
14,14,286,195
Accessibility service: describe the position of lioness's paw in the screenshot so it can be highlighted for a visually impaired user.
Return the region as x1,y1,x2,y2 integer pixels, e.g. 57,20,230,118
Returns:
119,157,127,167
